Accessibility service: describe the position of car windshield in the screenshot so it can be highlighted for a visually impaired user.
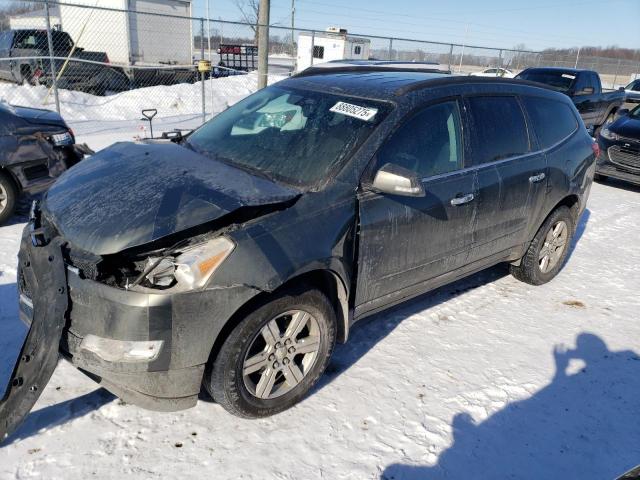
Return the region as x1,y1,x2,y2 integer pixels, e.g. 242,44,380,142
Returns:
517,70,576,92
185,85,390,187
629,104,640,119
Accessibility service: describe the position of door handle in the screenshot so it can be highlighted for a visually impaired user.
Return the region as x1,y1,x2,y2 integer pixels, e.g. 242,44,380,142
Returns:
450,193,474,206
529,172,546,183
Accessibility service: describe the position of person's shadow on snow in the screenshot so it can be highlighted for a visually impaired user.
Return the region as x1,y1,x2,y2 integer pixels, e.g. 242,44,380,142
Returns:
382,333,640,480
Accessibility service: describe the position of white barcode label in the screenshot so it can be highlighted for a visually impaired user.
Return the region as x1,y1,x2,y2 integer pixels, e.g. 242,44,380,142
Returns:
330,102,378,121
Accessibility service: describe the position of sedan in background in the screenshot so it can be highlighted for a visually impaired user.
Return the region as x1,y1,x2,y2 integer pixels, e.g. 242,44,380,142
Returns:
596,105,640,186
470,67,515,78
624,78,640,108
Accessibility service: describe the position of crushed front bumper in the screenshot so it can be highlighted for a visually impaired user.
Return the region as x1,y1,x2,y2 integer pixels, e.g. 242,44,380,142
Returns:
59,266,259,411
2,207,261,440
0,229,68,442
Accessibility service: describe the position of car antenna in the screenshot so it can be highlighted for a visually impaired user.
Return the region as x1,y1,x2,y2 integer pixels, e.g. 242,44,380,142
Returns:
141,109,158,138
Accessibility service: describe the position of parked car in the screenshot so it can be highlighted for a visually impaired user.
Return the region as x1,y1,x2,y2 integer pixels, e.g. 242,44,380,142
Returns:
595,104,640,186
0,29,129,95
1,67,596,438
0,101,87,224
516,67,625,130
470,67,515,78
624,78,640,107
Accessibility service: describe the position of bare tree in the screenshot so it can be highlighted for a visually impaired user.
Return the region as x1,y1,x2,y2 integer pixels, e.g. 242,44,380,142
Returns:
234,0,259,42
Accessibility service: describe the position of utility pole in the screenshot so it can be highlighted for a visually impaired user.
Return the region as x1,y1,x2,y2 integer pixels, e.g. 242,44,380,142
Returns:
257,0,270,89
290,0,295,61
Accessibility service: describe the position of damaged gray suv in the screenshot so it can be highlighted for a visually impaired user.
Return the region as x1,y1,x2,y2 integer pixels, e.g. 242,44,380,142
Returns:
3,66,596,436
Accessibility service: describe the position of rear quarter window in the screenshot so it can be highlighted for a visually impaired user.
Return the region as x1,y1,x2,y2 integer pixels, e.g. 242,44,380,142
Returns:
466,96,530,165
522,96,578,149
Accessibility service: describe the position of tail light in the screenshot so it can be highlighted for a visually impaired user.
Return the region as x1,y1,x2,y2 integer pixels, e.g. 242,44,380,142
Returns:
105,54,110,65
591,140,601,158
33,68,43,79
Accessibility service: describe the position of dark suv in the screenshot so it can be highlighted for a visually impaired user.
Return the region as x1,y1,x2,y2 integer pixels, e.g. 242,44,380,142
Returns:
2,68,596,437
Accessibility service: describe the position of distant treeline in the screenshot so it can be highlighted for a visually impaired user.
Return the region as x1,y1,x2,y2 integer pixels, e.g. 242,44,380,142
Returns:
541,46,640,61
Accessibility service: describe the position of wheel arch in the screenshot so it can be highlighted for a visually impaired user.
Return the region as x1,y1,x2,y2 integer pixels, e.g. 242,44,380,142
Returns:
533,193,581,240
0,166,21,194
205,268,351,373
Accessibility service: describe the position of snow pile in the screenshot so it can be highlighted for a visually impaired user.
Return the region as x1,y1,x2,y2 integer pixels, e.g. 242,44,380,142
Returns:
0,72,285,123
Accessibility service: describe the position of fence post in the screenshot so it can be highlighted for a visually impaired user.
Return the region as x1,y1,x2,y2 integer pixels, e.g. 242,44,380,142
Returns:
447,44,453,72
388,38,393,61
44,0,60,114
310,30,315,66
200,18,206,124
611,59,621,88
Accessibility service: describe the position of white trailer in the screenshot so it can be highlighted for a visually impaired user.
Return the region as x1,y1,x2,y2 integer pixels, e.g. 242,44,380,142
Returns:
9,0,193,67
296,28,370,72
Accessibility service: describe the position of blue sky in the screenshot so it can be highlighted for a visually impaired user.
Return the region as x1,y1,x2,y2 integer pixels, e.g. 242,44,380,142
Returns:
192,0,640,51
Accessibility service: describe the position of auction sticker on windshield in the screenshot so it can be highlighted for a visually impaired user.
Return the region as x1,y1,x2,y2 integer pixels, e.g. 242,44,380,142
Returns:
330,102,378,121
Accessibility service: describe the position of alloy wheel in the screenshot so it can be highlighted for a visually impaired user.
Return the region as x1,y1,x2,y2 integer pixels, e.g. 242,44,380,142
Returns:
539,220,569,273
0,183,7,214
242,310,321,400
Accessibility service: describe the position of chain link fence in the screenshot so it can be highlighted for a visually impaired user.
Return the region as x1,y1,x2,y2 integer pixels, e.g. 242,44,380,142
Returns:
1,0,638,143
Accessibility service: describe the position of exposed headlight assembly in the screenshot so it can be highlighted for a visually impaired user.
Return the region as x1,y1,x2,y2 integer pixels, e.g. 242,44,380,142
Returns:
134,236,235,292
600,127,619,141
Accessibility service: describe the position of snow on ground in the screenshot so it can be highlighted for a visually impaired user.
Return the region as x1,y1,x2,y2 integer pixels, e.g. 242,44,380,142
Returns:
0,174,639,478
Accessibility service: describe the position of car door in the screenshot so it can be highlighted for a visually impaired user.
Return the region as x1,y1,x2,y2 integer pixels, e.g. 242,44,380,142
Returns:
464,95,547,260
572,73,598,126
355,98,478,311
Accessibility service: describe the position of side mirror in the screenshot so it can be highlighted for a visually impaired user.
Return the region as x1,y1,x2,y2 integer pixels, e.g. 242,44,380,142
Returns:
616,108,630,119
371,163,425,197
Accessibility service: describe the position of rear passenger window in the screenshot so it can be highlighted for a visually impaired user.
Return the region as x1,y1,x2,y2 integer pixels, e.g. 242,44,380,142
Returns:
376,100,463,178
522,96,578,149
467,96,530,164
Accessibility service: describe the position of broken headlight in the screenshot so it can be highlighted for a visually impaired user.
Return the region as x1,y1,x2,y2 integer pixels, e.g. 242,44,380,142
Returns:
138,236,235,292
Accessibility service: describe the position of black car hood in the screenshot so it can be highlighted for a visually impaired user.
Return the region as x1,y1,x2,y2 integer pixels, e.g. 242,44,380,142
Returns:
43,142,300,255
611,115,640,139
9,104,67,128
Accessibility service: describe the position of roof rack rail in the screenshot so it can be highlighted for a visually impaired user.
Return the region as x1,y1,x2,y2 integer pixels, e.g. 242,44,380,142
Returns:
295,61,452,77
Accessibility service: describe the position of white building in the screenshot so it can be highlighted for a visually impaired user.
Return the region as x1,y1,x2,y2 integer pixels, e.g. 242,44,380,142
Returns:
296,27,371,72
9,0,193,66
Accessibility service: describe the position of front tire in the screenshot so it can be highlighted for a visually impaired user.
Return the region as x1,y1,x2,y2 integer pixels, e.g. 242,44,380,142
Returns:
510,206,575,285
205,287,337,418
0,172,18,224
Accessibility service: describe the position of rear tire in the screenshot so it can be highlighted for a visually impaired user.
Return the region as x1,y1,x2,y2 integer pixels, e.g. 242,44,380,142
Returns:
0,172,18,225
205,287,337,418
510,206,575,285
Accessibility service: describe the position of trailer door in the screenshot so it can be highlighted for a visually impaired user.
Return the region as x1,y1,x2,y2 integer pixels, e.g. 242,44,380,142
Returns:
129,0,192,65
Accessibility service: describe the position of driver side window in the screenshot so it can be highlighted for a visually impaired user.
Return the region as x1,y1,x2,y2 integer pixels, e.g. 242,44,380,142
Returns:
376,100,463,178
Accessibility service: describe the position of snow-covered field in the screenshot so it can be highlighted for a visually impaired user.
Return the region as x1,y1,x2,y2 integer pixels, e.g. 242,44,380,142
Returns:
1,80,640,479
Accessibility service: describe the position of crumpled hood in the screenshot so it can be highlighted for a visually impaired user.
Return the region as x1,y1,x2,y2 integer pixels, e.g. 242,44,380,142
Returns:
43,142,299,255
9,104,68,128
